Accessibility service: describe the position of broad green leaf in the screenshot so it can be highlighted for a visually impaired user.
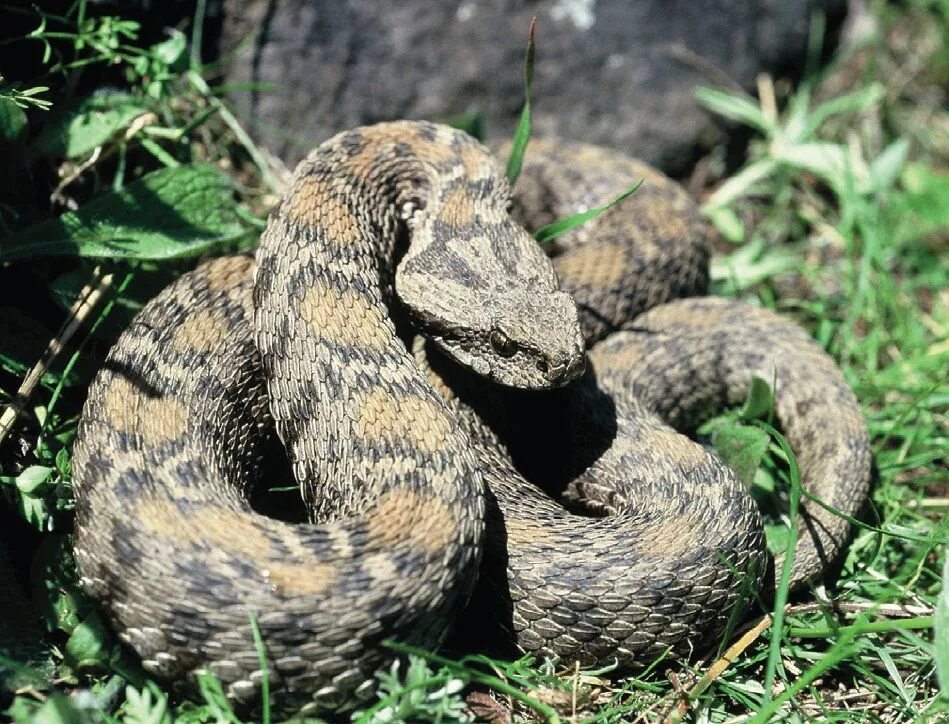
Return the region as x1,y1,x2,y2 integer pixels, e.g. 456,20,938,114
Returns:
695,87,776,135
1,164,246,261
534,181,643,244
505,17,536,186
15,465,52,494
32,93,151,159
0,98,27,142
936,555,949,699
764,521,792,555
54,447,71,478
710,421,770,488
16,494,47,531
64,611,111,670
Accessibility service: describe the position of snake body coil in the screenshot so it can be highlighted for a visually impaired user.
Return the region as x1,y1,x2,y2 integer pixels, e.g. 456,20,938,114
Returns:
72,122,870,715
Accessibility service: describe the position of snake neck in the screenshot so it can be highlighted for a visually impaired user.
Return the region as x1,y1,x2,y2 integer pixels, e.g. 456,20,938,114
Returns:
253,122,488,524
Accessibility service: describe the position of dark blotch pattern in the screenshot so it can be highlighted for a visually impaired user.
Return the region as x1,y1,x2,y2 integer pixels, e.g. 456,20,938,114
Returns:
72,122,871,717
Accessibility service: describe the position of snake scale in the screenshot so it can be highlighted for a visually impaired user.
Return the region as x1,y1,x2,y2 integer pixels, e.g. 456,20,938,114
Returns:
71,121,871,716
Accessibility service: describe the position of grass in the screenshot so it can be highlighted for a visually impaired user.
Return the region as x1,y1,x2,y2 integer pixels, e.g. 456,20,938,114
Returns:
0,0,946,721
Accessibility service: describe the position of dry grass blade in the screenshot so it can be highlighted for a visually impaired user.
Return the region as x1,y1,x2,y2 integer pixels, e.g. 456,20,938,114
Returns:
0,266,113,444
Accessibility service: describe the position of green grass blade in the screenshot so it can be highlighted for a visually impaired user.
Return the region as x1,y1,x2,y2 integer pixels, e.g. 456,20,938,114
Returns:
748,634,859,723
247,611,270,724
534,180,643,244
786,615,933,639
505,17,536,187
701,157,778,210
694,87,776,135
753,420,802,706
936,557,949,700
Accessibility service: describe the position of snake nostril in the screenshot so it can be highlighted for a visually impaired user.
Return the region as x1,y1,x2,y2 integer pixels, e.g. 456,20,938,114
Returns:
536,359,550,375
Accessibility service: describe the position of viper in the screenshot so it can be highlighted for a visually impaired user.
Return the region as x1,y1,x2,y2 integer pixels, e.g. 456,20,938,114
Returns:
71,121,871,716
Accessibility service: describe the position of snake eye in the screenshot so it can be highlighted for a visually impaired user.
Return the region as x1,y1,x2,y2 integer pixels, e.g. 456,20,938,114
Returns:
489,329,517,358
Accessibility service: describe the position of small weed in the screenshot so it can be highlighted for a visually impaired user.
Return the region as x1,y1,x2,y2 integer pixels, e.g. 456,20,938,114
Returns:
354,655,472,724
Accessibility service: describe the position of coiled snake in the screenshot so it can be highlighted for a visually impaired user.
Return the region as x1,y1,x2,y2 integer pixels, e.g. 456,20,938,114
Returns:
72,121,871,716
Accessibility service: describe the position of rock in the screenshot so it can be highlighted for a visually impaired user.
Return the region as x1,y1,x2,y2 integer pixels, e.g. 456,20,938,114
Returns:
220,0,845,174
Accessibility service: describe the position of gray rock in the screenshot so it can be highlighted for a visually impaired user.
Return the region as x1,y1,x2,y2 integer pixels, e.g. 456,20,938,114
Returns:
221,0,845,173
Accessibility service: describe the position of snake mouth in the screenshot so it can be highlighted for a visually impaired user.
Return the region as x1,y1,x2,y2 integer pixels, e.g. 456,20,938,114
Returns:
541,349,586,387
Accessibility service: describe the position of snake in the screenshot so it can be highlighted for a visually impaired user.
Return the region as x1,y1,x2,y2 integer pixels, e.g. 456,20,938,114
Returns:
71,121,871,716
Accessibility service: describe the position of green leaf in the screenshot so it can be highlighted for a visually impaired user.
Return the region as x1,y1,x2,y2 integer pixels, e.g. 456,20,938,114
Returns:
1,165,246,261
869,138,909,193
150,31,187,68
10,693,85,724
123,683,170,724
702,158,778,210
64,611,111,670
442,110,485,141
741,376,775,421
505,17,536,187
802,83,885,138
534,180,643,244
770,140,852,192
710,421,771,488
15,465,52,495
706,206,745,243
936,555,949,699
883,163,949,245
195,672,242,722
54,448,71,478
695,87,776,136
0,98,27,142
764,521,792,556
32,535,88,635
710,235,796,294
32,93,151,159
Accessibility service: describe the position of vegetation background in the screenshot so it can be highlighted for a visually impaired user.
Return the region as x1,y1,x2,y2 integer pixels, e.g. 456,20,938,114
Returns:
0,0,945,721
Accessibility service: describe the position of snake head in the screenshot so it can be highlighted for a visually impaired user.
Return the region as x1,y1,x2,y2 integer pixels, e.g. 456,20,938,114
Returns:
396,217,586,390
